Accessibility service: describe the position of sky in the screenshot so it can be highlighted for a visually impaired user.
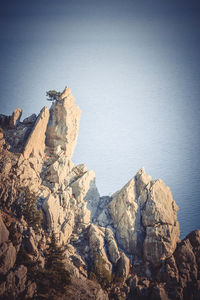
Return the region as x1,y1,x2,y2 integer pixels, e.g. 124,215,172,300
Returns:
0,0,200,237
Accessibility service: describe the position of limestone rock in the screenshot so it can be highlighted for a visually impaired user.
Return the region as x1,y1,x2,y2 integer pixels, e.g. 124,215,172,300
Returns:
43,190,75,244
68,163,88,185
23,106,49,159
0,86,196,299
0,242,16,275
109,178,143,254
142,179,180,265
105,227,120,264
0,214,9,244
89,224,113,282
174,234,198,288
45,87,81,159
95,196,112,227
43,151,74,191
9,108,22,128
115,252,130,282
71,169,100,223
155,230,200,300
143,224,180,265
135,167,152,206
142,179,179,227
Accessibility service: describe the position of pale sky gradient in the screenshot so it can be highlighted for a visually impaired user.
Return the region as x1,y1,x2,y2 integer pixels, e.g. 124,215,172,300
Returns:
0,0,200,237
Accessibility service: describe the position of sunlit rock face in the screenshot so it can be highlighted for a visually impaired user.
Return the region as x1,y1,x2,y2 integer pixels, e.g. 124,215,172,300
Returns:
109,178,143,255
142,179,180,265
45,87,81,159
107,167,180,263
23,106,49,159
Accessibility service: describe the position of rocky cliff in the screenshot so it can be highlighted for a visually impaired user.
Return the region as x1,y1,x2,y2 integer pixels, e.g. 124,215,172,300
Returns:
0,87,199,300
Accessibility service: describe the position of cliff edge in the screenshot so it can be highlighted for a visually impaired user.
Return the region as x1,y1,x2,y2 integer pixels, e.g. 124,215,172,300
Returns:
0,87,199,300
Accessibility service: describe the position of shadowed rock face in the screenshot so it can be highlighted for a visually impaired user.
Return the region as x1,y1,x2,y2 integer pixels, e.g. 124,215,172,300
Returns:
0,86,199,300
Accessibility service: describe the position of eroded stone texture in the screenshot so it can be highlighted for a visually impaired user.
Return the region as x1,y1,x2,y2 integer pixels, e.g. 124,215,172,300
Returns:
43,189,74,244
142,179,180,265
115,252,130,282
9,108,22,128
45,87,81,159
71,169,100,222
88,224,113,282
23,106,49,159
105,227,120,264
109,178,143,254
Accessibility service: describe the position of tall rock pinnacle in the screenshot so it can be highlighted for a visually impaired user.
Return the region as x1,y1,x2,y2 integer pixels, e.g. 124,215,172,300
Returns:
45,87,81,159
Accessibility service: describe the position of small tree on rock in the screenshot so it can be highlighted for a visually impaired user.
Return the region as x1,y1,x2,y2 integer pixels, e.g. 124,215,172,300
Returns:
46,90,61,101
38,232,71,293
20,187,42,233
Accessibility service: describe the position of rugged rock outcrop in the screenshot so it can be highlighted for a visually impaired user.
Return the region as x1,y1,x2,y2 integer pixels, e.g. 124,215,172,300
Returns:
142,178,180,266
0,86,199,300
23,106,49,159
45,87,81,159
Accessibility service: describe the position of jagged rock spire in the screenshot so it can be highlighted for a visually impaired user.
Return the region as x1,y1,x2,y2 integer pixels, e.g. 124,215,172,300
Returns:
45,87,81,159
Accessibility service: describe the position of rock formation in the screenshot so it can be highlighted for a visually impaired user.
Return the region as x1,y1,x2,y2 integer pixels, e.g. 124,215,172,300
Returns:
0,86,199,300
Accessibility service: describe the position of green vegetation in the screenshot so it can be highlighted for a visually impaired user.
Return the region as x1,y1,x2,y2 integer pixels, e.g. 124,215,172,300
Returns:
45,232,70,290
46,90,61,101
20,188,42,233
16,232,71,298
90,254,113,288
36,232,71,296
